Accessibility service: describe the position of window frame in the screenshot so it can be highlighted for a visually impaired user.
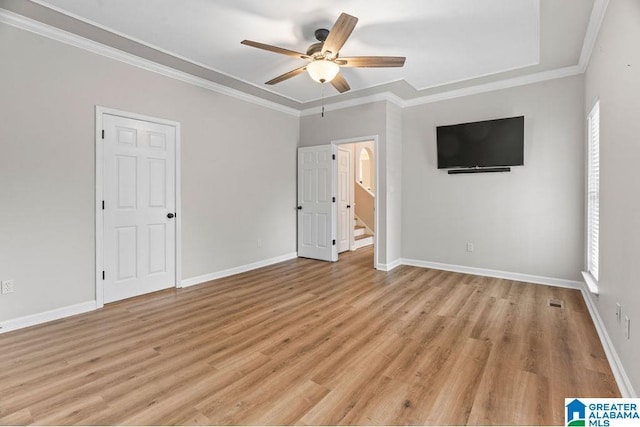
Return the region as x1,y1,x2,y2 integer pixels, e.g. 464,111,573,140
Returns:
583,100,600,294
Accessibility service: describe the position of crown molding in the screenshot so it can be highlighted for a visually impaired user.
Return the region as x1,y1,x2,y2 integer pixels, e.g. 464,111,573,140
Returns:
2,0,608,117
578,0,609,72
300,92,404,117
300,65,583,115
0,9,301,117
27,0,306,105
402,65,583,108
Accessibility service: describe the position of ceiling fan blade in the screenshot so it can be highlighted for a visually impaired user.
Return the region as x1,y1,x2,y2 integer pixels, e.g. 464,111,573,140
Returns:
331,72,351,93
337,56,406,68
265,65,308,85
241,40,310,60
322,13,358,58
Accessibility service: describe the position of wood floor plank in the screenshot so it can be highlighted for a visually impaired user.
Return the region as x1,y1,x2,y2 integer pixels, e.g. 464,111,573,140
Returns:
0,247,619,425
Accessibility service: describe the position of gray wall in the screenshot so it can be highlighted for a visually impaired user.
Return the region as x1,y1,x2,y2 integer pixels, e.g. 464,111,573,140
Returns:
386,102,403,264
402,75,585,281
0,23,299,322
585,0,640,394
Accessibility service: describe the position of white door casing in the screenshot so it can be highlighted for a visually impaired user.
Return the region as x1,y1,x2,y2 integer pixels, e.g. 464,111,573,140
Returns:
331,136,379,269
297,145,337,262
337,147,353,253
97,109,180,305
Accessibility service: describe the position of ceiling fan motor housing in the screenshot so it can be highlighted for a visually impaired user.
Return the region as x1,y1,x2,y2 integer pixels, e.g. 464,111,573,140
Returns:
306,42,324,57
314,28,329,42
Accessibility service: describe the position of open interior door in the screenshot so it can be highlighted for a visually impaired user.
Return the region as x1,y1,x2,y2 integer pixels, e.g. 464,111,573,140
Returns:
297,145,337,262
337,147,353,253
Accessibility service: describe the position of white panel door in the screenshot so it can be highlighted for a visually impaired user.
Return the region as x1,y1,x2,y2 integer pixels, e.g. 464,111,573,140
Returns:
337,148,352,253
103,114,176,303
297,145,337,262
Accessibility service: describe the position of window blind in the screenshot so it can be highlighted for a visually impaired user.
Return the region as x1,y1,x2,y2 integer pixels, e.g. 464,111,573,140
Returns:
587,101,600,282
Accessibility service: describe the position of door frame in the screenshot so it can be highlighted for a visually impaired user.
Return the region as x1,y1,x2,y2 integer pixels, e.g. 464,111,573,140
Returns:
95,106,182,309
331,135,379,270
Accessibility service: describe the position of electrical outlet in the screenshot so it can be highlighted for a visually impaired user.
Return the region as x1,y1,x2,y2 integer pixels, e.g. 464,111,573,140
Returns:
616,303,622,324
625,316,631,340
1,280,15,295
466,243,474,252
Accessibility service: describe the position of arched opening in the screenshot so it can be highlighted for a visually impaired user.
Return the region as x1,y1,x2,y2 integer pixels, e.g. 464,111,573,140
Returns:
358,147,374,191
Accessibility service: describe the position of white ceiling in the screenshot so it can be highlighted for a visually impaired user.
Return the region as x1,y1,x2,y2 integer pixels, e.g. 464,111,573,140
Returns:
28,0,594,104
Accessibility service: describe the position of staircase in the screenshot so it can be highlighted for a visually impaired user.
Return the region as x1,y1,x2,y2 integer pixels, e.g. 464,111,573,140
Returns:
354,217,373,249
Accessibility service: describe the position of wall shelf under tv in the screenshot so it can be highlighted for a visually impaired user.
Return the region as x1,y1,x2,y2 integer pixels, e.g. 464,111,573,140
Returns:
447,167,511,174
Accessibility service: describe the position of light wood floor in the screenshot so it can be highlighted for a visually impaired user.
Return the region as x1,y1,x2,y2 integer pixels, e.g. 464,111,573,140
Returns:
0,247,619,425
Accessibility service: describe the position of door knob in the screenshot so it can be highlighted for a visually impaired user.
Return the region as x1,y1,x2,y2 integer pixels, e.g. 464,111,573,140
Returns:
297,206,302,210
167,213,175,219
347,205,351,208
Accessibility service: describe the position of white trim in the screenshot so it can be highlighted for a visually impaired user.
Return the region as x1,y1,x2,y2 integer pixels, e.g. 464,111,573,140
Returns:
580,284,636,397
174,122,182,292
0,10,300,117
95,106,182,307
0,5,604,115
95,108,104,308
28,0,306,106
331,136,380,270
300,66,583,116
401,258,583,289
180,252,298,288
377,259,402,272
300,92,404,116
0,301,97,334
400,257,634,396
578,0,610,71
17,0,537,106
402,66,583,108
585,100,600,288
582,271,599,294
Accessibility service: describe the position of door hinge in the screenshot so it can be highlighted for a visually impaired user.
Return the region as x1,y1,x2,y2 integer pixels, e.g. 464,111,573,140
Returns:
101,129,104,139
332,239,336,246
332,154,336,160
102,200,105,210
332,196,336,203
102,271,105,280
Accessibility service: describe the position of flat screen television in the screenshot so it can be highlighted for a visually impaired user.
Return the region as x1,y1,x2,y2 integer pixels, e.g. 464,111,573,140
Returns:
436,116,524,169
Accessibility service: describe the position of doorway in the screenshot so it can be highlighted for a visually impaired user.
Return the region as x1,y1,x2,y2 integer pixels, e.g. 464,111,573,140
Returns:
95,107,181,307
334,139,376,263
296,136,378,268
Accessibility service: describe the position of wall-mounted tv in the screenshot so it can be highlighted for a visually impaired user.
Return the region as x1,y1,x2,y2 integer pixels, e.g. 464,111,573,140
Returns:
436,116,524,170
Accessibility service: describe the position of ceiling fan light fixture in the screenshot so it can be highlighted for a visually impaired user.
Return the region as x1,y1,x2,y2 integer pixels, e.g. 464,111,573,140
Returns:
307,60,340,83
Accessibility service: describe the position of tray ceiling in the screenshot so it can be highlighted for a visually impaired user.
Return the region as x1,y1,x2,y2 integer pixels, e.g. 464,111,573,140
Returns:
19,0,595,106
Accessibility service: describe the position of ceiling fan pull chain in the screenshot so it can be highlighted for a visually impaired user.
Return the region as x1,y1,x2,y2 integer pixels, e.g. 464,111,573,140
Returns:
321,83,325,118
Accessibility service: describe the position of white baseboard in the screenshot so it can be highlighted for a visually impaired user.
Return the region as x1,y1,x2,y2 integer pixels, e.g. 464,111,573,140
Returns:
580,285,636,397
180,252,298,288
0,253,298,333
400,257,635,397
377,259,402,271
0,300,97,334
401,258,583,289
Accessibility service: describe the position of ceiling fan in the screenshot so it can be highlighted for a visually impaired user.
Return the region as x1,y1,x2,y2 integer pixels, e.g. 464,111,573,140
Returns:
241,13,406,93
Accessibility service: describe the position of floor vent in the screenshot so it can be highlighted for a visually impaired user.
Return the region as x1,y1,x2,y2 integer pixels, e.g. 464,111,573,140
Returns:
548,298,564,308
